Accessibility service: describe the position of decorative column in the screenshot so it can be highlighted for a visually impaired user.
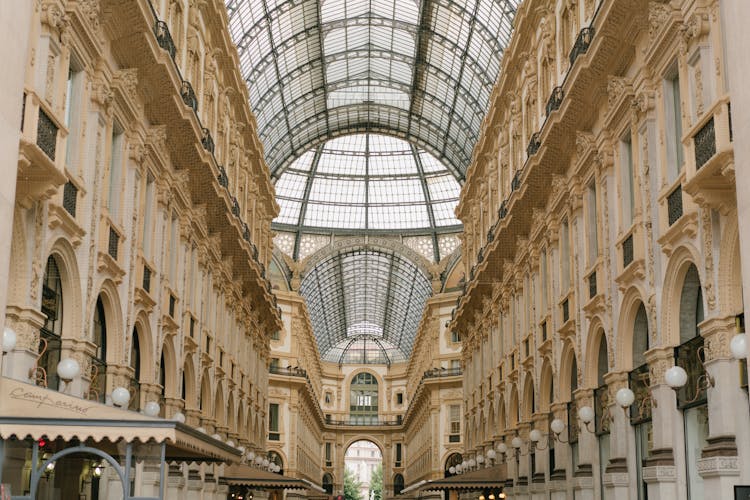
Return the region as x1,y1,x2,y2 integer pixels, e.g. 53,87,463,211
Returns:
164,464,185,500
697,316,743,497
548,402,568,500
572,388,594,500
601,372,631,500
185,469,203,500
642,348,678,499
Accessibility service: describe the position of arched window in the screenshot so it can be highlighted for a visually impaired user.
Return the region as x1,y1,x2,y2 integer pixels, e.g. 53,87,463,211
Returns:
130,328,141,410
39,256,63,389
322,473,333,495
268,451,284,475
349,372,378,424
675,263,708,498
633,303,650,368
91,297,107,402
159,353,167,417
444,453,462,477
679,264,704,344
393,474,404,496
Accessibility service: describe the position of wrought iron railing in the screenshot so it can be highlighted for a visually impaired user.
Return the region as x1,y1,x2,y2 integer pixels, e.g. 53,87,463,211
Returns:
562,298,570,323
217,165,228,188
498,200,508,219
588,271,597,299
325,416,402,426
180,80,198,112
37,107,58,161
153,21,177,61
622,233,633,268
628,363,652,425
231,197,240,217
62,181,78,217
201,127,215,153
693,116,715,169
667,185,683,226
423,367,462,379
269,365,308,377
567,400,578,444
546,86,564,116
569,27,595,67
527,132,541,157
594,385,610,435
511,170,522,191
674,335,709,408
108,227,119,260
169,293,176,318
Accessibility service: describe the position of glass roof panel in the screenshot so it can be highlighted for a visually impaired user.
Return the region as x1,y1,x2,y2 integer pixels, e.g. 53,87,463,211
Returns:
226,0,520,178
300,248,432,362
272,133,461,235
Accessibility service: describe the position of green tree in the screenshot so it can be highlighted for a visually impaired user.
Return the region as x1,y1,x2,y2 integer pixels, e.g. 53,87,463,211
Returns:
369,464,383,500
344,467,363,500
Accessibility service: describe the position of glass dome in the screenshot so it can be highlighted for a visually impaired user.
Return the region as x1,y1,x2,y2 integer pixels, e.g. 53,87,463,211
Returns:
273,133,462,232
299,248,432,363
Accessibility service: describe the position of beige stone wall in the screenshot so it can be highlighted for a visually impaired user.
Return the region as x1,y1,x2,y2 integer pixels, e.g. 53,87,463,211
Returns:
452,0,749,498
2,1,281,496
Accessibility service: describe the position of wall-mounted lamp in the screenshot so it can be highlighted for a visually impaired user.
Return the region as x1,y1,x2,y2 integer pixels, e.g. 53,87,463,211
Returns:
665,346,715,404
731,333,748,360
2,327,17,354
578,405,595,433
529,418,569,450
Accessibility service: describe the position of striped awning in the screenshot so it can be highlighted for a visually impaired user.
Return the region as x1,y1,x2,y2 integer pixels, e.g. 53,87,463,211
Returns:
415,464,508,491
222,464,323,491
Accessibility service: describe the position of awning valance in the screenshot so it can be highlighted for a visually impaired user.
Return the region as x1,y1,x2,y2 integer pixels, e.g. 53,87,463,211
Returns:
222,464,321,491
0,377,242,463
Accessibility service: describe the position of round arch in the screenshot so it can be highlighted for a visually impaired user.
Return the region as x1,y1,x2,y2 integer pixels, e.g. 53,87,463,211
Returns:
660,245,704,347
521,372,535,422
343,436,386,458
160,337,178,398
132,311,155,385
199,369,213,416
93,279,124,367
508,384,519,427
583,319,609,388
616,286,649,371
44,238,83,341
345,369,384,421
182,354,198,410
559,339,578,400
719,217,743,314
539,358,554,412
214,380,226,428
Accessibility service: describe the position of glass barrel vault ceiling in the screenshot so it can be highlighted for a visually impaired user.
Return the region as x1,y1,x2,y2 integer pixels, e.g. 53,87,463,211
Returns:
274,133,462,232
299,248,433,363
225,0,520,178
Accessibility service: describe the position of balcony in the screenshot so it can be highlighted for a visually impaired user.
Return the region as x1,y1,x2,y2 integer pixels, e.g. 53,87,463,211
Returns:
16,92,67,207
422,367,462,380
683,98,735,214
269,365,308,378
324,416,402,427
666,185,683,226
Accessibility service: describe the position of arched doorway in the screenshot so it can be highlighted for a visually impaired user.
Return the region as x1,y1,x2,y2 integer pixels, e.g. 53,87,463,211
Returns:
322,472,334,495
344,440,383,500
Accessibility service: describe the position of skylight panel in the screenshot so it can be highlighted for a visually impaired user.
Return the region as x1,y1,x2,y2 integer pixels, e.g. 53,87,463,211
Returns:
276,199,303,224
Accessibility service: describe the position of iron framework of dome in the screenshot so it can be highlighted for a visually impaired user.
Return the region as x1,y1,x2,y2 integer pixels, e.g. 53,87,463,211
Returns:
225,0,520,179
299,248,433,364
272,133,462,261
